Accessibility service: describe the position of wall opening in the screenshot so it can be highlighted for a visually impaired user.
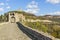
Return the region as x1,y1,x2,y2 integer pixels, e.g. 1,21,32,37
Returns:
11,17,15,23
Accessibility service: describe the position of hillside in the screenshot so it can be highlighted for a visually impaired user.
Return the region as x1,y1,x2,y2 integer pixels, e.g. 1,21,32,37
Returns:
5,11,60,39
38,15,60,23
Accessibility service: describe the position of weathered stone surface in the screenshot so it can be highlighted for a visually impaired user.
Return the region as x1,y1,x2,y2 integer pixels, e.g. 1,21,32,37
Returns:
0,23,31,40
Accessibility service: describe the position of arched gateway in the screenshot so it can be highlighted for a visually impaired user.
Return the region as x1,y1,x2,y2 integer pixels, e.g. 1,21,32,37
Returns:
11,17,15,23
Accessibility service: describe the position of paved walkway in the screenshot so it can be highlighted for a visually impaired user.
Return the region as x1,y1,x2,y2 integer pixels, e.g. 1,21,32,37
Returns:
0,23,31,40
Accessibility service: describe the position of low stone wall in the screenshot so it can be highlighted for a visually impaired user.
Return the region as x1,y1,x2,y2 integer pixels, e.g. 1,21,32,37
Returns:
25,19,52,23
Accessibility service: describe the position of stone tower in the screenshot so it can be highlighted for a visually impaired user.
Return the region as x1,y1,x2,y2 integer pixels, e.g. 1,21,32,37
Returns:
8,12,25,23
8,12,19,23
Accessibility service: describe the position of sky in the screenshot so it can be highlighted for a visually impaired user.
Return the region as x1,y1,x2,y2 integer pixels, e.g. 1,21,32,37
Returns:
0,0,60,16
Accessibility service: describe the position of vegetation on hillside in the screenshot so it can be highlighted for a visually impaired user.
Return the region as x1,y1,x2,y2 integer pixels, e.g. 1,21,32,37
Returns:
24,22,60,38
0,14,7,23
38,16,60,23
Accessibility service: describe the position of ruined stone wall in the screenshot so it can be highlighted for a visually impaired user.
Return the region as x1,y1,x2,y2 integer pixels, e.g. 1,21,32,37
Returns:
8,12,25,23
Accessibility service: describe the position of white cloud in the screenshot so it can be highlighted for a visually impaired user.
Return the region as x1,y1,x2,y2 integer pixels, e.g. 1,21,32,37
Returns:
0,2,4,6
46,0,60,4
0,8,4,12
25,1,39,14
26,9,39,14
52,11,60,15
6,6,11,9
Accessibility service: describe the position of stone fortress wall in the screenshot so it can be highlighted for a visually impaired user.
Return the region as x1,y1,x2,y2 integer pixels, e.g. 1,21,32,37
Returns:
8,12,25,23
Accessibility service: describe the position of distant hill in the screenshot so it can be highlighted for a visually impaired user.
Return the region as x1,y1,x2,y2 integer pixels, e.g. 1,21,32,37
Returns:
38,15,60,23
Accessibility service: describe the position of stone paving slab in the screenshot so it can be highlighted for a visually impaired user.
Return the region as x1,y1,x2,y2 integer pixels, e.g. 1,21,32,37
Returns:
0,23,31,40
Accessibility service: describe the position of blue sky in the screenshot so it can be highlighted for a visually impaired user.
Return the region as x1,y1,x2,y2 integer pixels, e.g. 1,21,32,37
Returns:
0,0,60,16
